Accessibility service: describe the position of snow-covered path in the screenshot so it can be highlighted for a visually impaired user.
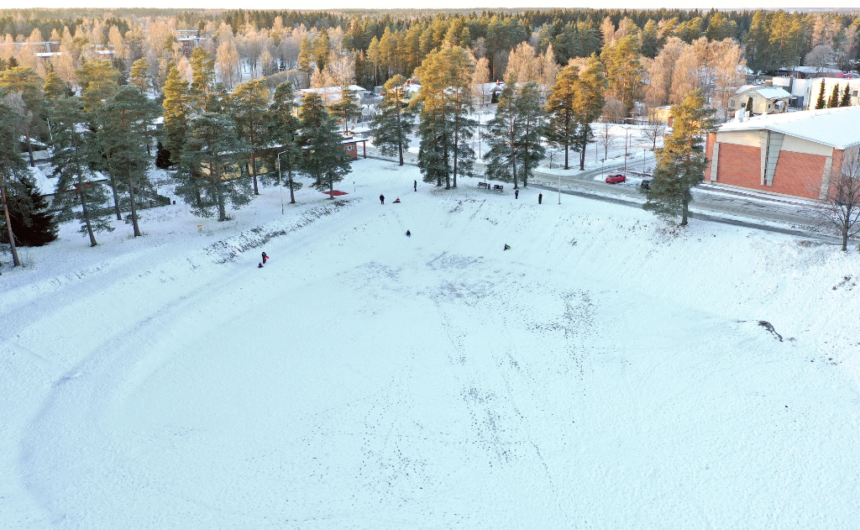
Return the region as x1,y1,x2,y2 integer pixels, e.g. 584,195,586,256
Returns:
2,160,859,528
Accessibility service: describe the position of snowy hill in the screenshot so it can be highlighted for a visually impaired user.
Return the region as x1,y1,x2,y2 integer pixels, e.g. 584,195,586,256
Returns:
1,159,859,529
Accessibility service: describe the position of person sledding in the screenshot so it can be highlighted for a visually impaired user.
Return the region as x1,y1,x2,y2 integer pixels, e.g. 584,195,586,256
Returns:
504,244,511,251
394,197,401,203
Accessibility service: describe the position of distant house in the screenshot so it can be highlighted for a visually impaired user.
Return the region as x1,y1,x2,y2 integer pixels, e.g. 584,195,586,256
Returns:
341,135,367,160
648,105,673,126
178,36,206,58
299,85,368,106
731,85,791,116
705,106,860,200
804,77,860,110
472,81,506,107
775,65,848,79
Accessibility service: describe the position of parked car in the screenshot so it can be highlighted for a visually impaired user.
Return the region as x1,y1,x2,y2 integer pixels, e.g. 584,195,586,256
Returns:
605,174,626,184
640,178,652,190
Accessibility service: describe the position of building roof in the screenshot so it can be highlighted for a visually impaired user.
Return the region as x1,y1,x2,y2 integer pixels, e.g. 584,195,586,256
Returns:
300,85,367,95
736,85,792,100
719,105,860,149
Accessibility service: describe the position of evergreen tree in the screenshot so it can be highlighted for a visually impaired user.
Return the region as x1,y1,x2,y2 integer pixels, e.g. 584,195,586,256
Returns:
43,71,70,102
0,103,29,266
815,82,827,109
298,36,313,86
413,46,477,189
840,84,852,107
546,66,580,171
571,55,606,170
97,86,158,237
328,86,362,134
50,96,114,247
76,60,119,114
176,113,251,221
232,78,270,196
0,67,44,168
515,82,547,188
484,80,519,187
643,89,715,226
828,85,840,108
189,48,216,114
161,63,190,167
370,74,415,166
267,83,302,204
0,173,58,247
298,92,351,199
484,79,546,189
130,57,152,94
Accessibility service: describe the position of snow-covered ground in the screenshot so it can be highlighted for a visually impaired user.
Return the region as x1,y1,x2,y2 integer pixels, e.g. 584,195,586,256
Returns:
2,160,859,529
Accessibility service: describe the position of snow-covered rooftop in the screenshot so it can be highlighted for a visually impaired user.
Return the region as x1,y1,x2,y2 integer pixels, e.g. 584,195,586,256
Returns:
719,105,860,149
300,85,367,95
736,85,791,100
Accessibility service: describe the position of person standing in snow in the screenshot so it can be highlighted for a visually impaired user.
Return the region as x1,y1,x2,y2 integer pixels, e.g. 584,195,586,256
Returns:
380,194,385,204
504,244,511,251
414,180,417,192
406,230,411,237
262,251,269,264
538,193,542,204
515,189,519,199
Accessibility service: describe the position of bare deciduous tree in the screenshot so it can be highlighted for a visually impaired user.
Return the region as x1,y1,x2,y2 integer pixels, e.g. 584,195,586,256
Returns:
596,120,616,160
642,115,666,151
812,150,860,251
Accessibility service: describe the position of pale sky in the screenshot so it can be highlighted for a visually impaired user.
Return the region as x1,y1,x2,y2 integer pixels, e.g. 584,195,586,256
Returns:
18,1,860,11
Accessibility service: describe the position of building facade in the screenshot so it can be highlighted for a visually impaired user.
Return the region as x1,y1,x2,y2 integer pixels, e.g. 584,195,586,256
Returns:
705,106,860,200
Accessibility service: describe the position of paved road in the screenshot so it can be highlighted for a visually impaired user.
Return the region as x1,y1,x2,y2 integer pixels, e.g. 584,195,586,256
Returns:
365,148,856,247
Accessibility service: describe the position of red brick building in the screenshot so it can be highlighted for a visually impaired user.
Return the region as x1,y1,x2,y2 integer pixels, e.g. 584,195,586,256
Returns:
705,107,860,200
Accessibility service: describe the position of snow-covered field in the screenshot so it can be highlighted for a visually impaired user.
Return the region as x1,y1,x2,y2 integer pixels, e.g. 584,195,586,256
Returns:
2,160,859,529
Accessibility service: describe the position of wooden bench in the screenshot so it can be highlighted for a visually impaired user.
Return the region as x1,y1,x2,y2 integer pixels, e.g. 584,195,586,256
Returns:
493,184,504,192
477,182,488,188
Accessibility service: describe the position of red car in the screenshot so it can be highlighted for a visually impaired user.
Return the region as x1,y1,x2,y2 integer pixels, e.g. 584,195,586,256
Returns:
605,174,626,184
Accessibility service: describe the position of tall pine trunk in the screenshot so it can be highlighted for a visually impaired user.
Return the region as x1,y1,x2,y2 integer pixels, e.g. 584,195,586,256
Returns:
79,188,98,247
288,168,296,204
681,197,689,226
25,132,35,168
0,181,21,266
129,183,141,237
109,175,122,220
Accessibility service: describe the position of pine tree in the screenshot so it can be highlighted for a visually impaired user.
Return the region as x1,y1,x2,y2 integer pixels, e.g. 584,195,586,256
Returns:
96,86,158,237
570,55,606,170
546,66,580,171
515,82,547,188
840,84,852,107
414,46,477,189
176,113,251,221
232,78,270,196
0,173,58,247
815,82,827,109
328,86,362,134
43,71,69,101
298,36,313,86
161,63,190,167
643,89,715,226
0,103,29,266
370,74,415,166
0,67,44,168
828,85,840,108
130,57,152,94
298,92,351,198
76,60,119,114
267,83,302,204
189,48,216,114
483,80,520,187
49,96,114,247
484,79,546,189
